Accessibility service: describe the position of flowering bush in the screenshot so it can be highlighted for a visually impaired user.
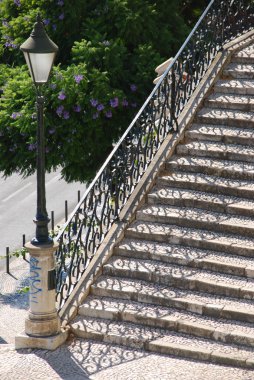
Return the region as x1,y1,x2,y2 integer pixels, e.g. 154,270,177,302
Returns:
0,0,191,182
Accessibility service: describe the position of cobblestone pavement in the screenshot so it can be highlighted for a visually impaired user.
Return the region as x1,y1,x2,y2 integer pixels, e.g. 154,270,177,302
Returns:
1,257,254,380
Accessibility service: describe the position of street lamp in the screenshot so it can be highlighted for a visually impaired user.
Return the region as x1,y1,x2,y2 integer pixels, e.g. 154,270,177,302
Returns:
20,14,58,245
15,15,67,350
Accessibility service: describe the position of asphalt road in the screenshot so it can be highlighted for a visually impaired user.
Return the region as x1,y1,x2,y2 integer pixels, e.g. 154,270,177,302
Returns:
0,169,86,261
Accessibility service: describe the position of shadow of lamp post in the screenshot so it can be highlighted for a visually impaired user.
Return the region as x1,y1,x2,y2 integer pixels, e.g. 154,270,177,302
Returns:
15,14,68,350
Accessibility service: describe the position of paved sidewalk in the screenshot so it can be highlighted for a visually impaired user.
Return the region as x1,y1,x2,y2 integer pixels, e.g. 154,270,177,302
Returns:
1,257,254,380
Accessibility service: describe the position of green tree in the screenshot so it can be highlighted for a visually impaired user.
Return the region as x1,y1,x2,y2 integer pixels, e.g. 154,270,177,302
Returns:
0,0,194,182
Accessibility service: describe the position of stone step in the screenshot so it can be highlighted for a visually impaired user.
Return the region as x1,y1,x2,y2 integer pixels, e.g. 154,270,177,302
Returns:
185,123,254,146
71,316,254,368
205,93,254,111
136,204,254,237
232,46,254,64
79,296,254,347
115,238,254,277
157,171,254,199
166,155,254,182
91,276,254,323
126,221,254,257
103,256,254,299
148,186,254,217
214,79,254,95
196,108,254,128
177,141,254,164
223,63,254,79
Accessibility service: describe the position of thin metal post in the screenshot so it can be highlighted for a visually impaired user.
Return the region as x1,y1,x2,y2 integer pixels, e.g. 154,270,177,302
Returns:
22,234,26,260
6,247,10,274
78,190,81,202
51,211,54,231
65,200,68,222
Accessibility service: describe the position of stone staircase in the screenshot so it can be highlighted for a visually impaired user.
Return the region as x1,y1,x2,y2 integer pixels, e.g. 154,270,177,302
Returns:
70,44,254,368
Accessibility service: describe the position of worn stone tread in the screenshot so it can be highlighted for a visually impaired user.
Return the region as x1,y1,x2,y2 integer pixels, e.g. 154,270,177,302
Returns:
157,171,254,199
223,63,254,79
115,238,254,277
126,221,254,257
185,123,254,145
177,141,254,163
166,155,254,182
91,276,254,322
79,296,254,346
205,93,254,111
148,186,254,216
71,316,254,367
232,46,254,63
136,204,254,237
103,256,254,299
214,79,254,95
197,108,254,127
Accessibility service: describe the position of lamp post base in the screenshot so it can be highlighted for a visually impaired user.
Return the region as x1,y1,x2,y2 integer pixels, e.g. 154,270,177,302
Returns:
15,241,68,350
15,328,69,350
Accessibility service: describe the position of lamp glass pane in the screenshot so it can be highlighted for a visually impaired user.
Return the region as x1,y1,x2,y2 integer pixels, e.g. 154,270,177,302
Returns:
24,52,55,84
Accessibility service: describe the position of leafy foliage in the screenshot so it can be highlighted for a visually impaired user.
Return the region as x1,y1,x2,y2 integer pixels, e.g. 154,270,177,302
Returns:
0,0,198,182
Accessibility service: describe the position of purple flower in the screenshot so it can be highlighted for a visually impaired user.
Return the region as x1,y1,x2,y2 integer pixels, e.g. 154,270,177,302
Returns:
122,99,128,107
74,74,83,84
131,102,137,108
44,19,50,26
105,110,112,118
130,84,137,92
57,0,64,5
63,111,70,119
14,0,21,6
49,128,55,134
49,83,57,90
11,112,21,119
90,99,98,107
73,105,81,112
92,113,99,120
52,24,57,31
28,143,36,151
97,104,104,111
56,105,64,116
110,97,119,108
59,13,64,20
58,91,66,100
2,20,9,27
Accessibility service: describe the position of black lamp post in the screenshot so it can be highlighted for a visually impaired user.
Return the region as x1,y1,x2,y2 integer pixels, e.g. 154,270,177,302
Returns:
20,15,58,246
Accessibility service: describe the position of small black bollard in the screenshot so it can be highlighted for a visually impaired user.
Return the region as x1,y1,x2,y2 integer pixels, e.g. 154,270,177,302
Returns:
65,200,68,222
6,247,10,274
78,190,81,202
51,210,55,231
22,234,26,260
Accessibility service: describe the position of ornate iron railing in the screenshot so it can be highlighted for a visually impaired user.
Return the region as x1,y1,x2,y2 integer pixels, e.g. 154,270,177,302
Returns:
55,0,254,309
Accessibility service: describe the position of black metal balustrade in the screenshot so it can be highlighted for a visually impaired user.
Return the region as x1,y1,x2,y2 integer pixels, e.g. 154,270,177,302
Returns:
55,0,254,309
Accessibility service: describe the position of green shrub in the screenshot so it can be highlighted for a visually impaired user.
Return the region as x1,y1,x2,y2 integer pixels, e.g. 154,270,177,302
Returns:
0,0,191,182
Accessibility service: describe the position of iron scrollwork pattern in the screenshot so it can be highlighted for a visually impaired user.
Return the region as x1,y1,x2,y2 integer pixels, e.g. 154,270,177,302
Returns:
55,0,254,310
